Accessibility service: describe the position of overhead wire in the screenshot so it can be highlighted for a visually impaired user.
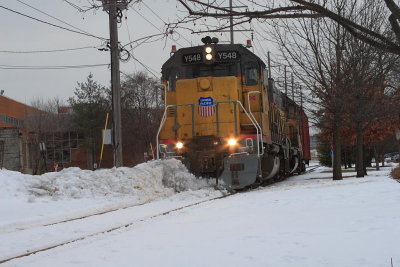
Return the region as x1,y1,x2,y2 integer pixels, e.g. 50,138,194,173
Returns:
15,0,95,37
141,2,166,24
131,7,186,47
0,46,97,54
141,1,192,46
120,16,160,78
0,63,109,70
129,56,160,79
63,0,86,12
121,29,161,78
0,5,107,41
122,33,166,49
121,21,166,78
120,3,189,79
124,16,138,72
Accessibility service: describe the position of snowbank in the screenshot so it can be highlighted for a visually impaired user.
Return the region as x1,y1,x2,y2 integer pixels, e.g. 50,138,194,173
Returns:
0,159,217,202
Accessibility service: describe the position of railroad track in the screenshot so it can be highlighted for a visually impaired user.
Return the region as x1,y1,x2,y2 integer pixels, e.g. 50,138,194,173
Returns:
1,165,321,265
305,165,321,173
0,192,233,265
0,201,150,235
3,165,321,235
258,164,321,187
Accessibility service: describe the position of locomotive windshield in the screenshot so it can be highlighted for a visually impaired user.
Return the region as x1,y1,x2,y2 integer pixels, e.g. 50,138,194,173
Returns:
244,62,259,85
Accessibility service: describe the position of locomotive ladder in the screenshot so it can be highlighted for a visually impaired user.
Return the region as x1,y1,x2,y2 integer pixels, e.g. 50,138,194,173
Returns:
156,100,264,159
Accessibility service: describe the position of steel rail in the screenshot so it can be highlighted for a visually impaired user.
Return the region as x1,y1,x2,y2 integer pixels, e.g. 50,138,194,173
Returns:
0,192,234,265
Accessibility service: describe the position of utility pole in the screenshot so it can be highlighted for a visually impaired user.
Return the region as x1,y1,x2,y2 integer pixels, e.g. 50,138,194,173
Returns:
100,0,127,167
109,1,123,167
229,0,234,44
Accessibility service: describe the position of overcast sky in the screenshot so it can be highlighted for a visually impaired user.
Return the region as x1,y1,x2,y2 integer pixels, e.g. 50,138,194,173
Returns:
0,0,277,105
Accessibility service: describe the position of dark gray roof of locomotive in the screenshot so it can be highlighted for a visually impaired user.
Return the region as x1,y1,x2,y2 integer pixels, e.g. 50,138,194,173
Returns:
161,43,266,75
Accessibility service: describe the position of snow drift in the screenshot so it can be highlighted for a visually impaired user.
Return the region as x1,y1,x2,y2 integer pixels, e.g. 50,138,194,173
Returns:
0,159,218,202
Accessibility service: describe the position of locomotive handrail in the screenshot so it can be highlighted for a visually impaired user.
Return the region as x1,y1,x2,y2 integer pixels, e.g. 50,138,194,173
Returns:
229,152,250,158
198,100,262,156
247,91,264,155
156,104,195,159
235,101,263,157
156,100,264,159
156,105,170,159
211,100,263,157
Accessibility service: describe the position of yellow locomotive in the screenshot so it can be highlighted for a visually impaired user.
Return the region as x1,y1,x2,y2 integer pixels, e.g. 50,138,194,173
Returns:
157,37,310,189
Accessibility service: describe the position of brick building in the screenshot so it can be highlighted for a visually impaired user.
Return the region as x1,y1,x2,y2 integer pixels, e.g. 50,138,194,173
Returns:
0,95,117,173
1,95,146,174
0,95,41,173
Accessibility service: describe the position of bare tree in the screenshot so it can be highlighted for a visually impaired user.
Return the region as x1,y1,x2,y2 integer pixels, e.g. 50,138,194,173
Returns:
266,0,362,180
67,0,400,55
25,98,69,174
120,71,163,164
177,0,400,55
341,32,397,177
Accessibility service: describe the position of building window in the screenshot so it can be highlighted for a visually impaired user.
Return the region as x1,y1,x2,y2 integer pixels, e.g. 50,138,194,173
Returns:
45,131,81,163
69,132,80,149
0,114,22,126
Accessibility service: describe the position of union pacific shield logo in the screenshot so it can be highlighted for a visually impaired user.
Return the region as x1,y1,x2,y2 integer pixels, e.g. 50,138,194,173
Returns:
198,97,214,117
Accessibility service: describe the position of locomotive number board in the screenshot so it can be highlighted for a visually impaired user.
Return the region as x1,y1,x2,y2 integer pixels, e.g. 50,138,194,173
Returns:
182,51,240,64
215,51,240,62
182,53,203,64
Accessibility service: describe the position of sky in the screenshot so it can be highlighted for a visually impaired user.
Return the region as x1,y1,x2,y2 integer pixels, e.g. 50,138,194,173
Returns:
0,0,275,105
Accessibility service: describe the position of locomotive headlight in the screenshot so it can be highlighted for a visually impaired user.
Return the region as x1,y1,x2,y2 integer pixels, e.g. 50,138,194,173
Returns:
176,141,184,149
227,138,237,146
204,46,213,61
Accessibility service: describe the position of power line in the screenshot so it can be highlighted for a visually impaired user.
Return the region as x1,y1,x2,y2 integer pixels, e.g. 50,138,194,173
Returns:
124,17,138,72
119,22,160,78
63,0,87,12
141,2,166,24
0,5,107,41
128,54,159,79
120,46,163,79
122,33,166,49
121,18,165,77
0,46,96,54
0,63,109,70
15,0,94,37
131,7,187,47
141,2,192,45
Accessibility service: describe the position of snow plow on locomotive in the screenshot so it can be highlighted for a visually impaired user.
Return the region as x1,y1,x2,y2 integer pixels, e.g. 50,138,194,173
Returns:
157,37,310,190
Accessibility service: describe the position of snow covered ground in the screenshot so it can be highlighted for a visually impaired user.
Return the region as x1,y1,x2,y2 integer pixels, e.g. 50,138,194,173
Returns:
1,160,399,267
